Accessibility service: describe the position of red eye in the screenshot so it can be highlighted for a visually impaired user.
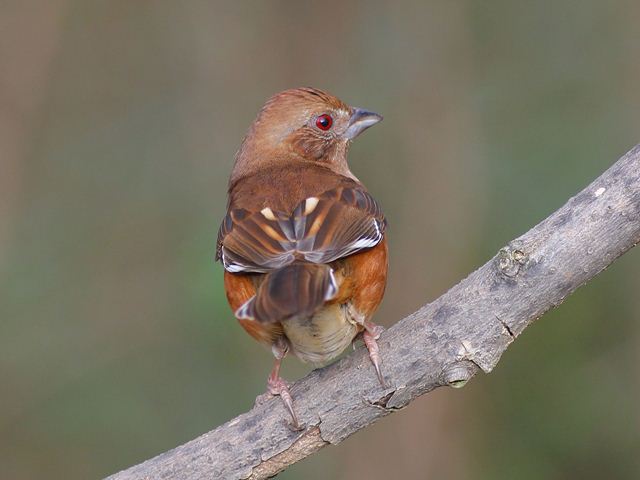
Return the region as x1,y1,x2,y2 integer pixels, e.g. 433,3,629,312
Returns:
315,114,333,131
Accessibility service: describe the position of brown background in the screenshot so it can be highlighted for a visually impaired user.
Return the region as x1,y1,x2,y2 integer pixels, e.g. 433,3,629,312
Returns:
1,2,639,479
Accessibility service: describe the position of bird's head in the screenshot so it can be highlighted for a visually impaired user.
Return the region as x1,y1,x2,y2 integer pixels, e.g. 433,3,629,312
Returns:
232,87,382,182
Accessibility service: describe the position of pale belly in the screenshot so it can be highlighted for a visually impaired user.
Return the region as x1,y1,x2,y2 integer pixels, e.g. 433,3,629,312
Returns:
282,303,361,365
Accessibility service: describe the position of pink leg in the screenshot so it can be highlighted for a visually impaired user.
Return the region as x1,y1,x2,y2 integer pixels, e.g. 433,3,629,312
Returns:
363,321,386,387
265,340,303,430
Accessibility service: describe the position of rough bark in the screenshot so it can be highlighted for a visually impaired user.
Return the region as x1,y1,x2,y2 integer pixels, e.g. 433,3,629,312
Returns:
107,144,640,480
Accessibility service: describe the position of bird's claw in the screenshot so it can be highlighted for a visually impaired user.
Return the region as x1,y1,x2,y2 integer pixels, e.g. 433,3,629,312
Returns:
267,376,304,431
363,322,387,388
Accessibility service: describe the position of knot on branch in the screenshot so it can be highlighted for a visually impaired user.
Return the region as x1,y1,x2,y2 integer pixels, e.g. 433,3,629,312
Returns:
497,245,529,277
441,361,477,389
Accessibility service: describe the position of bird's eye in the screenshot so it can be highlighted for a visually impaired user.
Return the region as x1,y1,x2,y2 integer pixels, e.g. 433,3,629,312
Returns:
315,114,333,131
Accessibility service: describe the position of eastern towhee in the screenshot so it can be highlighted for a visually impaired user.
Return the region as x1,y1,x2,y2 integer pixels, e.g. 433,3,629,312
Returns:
216,87,387,428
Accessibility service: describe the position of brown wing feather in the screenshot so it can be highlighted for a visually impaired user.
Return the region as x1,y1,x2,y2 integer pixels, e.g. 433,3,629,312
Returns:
223,271,283,344
235,264,338,323
216,186,386,273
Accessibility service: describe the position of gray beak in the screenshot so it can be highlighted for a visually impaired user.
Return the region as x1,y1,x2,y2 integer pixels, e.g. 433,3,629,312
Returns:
344,108,383,140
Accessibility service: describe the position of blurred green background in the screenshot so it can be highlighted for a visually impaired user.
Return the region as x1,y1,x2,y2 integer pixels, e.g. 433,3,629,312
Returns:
1,1,639,479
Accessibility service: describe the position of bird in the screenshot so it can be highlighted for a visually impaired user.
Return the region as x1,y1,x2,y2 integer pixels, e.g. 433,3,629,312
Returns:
216,87,388,428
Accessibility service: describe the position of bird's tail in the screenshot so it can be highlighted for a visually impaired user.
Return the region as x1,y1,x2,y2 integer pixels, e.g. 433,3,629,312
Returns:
235,264,338,323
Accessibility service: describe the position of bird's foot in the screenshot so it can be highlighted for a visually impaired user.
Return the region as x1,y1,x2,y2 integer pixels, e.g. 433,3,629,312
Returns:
363,322,387,388
267,375,304,431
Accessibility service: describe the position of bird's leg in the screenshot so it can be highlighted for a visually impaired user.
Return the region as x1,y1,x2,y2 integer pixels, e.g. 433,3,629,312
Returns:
263,340,303,430
363,321,387,388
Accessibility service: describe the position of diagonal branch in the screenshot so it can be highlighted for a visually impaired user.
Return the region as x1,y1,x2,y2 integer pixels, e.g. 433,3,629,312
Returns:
107,144,640,480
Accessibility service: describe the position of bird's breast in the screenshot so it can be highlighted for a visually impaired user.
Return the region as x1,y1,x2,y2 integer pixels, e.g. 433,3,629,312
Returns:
282,302,361,365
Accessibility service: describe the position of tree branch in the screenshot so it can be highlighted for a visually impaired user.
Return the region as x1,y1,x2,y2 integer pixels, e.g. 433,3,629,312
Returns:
107,144,640,480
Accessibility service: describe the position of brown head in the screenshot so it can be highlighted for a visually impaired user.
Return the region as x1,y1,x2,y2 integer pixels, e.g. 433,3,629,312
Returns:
231,87,382,185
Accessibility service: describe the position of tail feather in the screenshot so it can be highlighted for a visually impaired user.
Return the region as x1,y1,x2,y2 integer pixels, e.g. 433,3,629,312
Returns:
236,264,337,323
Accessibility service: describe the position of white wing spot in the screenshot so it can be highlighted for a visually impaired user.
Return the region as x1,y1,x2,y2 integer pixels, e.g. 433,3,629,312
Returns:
235,297,255,320
351,238,379,249
373,219,382,238
260,207,277,221
324,268,339,301
221,250,249,272
594,187,606,197
304,197,320,215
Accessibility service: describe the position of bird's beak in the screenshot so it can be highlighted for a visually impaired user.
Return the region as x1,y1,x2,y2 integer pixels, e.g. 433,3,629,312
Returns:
344,108,383,140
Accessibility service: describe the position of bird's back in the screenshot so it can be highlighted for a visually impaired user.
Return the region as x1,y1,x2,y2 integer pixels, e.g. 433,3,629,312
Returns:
219,161,387,363
228,161,360,214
